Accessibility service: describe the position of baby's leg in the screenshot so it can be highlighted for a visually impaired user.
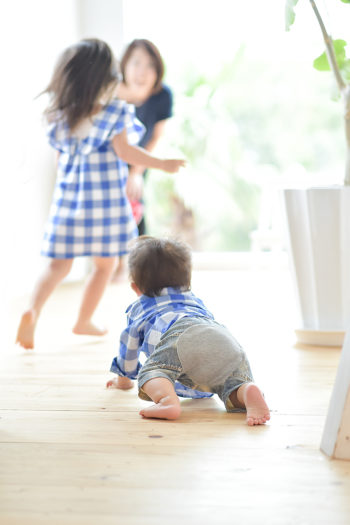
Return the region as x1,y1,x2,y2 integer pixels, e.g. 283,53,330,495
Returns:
16,259,73,349
73,256,117,336
139,377,181,420
231,383,270,426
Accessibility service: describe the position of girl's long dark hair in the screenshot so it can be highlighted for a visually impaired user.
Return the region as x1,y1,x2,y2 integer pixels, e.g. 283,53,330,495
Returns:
43,38,118,129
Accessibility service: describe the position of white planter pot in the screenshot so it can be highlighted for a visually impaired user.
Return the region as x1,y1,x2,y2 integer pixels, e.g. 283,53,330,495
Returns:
282,186,350,346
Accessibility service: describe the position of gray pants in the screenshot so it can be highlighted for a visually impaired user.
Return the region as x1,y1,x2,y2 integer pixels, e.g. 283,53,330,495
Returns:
138,316,254,412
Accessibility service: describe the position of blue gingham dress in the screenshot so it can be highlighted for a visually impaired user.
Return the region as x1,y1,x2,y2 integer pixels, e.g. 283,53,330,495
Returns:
41,99,145,258
110,286,215,399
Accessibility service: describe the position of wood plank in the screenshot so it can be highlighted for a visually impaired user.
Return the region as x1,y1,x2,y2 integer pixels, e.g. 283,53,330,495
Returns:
2,441,350,486
0,382,334,414
1,481,350,525
0,408,330,450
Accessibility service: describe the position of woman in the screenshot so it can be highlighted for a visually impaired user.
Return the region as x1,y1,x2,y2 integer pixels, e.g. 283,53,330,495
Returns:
112,39,174,281
118,39,173,234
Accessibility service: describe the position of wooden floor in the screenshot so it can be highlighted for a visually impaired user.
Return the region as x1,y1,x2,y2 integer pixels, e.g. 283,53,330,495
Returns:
1,264,350,525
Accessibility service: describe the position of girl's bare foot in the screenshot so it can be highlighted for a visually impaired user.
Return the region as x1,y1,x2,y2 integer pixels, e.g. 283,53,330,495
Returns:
16,310,36,349
240,383,270,426
139,396,181,420
72,321,108,336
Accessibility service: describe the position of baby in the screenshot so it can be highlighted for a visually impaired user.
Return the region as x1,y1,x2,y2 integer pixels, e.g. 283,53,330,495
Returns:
107,236,270,425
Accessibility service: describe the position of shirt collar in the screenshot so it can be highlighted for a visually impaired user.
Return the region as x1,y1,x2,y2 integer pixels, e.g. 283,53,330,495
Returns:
156,286,189,296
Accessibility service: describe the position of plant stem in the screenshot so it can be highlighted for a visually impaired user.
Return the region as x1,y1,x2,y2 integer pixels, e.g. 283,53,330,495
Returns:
344,86,350,185
309,0,345,91
309,0,350,184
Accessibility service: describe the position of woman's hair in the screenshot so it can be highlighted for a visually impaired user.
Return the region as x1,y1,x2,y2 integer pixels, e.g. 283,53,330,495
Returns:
120,39,164,94
43,38,118,129
128,236,192,297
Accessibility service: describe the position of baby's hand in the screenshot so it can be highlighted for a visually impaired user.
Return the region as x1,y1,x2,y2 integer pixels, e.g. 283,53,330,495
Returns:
161,159,186,173
106,376,133,390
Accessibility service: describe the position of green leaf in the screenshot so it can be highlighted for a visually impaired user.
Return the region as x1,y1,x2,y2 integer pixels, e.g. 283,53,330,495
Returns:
313,39,348,71
285,0,299,31
313,52,331,71
340,0,350,4
339,59,350,83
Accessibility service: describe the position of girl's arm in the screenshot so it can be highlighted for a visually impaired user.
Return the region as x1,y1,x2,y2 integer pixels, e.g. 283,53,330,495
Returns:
112,129,185,174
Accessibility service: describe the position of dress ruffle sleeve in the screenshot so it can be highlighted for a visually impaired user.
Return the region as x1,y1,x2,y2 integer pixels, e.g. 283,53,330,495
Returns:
47,119,73,154
117,103,146,146
46,99,145,156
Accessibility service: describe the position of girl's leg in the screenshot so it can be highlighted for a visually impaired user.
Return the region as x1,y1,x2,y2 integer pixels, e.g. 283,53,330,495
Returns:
111,255,128,284
139,377,181,420
231,383,270,426
73,256,117,336
16,258,74,349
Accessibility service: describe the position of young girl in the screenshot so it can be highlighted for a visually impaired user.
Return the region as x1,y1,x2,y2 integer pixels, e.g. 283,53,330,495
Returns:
16,38,185,349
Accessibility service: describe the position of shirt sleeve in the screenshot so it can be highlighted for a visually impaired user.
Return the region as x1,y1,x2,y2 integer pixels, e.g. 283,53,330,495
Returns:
111,102,145,145
109,323,143,380
46,119,73,153
156,85,173,122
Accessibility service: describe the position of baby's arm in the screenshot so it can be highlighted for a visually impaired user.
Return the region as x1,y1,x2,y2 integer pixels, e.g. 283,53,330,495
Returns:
106,322,143,390
112,129,185,174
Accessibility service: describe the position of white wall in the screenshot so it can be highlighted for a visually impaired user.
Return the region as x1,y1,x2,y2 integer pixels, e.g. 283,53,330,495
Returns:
1,1,80,296
77,0,124,54
1,0,124,344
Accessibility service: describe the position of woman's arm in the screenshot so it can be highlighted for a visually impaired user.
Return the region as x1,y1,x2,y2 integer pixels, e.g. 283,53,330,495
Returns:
130,119,168,172
127,120,169,200
112,128,184,174
143,119,167,152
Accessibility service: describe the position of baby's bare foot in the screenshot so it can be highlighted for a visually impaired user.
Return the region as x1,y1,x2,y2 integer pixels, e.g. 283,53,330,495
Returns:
139,396,181,420
243,383,270,426
16,310,36,349
72,321,108,336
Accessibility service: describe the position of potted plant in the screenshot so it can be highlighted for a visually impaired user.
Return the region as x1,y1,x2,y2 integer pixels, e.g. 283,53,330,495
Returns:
283,0,350,346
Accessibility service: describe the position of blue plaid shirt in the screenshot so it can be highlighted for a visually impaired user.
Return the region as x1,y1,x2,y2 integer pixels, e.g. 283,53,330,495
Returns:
110,287,215,398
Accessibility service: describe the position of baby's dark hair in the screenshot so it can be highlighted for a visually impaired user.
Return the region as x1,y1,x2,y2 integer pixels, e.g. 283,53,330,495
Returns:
43,38,118,129
128,236,192,297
